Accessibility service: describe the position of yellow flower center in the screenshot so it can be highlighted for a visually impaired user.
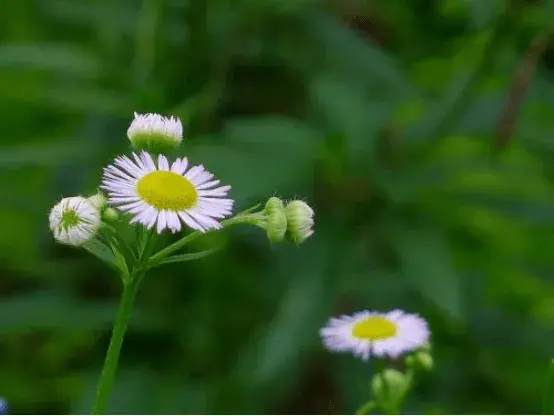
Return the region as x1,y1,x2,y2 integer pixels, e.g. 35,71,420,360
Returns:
137,171,197,211
352,317,397,340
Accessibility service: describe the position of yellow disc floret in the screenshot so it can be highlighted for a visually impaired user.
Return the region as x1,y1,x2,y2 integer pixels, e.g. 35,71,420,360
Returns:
137,171,197,211
352,317,397,340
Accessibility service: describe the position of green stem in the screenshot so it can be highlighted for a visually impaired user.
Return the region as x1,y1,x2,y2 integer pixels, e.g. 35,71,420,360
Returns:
356,400,376,415
91,276,140,414
148,213,262,266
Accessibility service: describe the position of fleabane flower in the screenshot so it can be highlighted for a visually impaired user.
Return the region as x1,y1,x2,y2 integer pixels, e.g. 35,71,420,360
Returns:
320,310,430,361
127,112,183,152
285,200,314,243
49,196,101,246
101,151,233,234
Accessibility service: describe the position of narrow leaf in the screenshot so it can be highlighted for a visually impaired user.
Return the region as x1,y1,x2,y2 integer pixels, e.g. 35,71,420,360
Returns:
235,203,262,217
390,222,464,320
82,239,118,269
160,247,220,265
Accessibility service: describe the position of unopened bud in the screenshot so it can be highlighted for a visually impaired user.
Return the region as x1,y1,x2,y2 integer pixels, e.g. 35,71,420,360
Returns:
406,350,433,371
285,200,314,244
127,112,183,153
264,197,287,243
49,196,101,246
371,369,408,410
88,192,107,211
103,207,120,222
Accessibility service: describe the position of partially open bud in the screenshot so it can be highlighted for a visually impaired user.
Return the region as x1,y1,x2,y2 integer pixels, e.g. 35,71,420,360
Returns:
49,196,101,246
371,369,409,411
127,112,183,153
285,200,314,244
264,197,287,243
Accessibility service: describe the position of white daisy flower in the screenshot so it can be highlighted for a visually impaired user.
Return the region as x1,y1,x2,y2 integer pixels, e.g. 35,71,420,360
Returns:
49,196,101,246
127,112,183,152
100,151,233,234
320,310,430,361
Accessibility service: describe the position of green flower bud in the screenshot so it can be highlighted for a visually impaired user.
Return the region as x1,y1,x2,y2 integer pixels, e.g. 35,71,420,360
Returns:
103,207,120,222
406,350,433,371
285,200,314,244
264,197,287,243
371,369,409,410
127,112,183,153
87,192,107,211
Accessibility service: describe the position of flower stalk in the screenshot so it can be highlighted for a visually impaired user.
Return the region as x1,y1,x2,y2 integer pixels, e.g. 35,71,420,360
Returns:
92,272,141,415
147,212,263,266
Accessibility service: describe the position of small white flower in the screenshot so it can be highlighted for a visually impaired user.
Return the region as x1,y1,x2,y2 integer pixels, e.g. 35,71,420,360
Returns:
49,196,101,246
285,200,314,243
101,151,233,234
127,112,183,152
320,310,430,361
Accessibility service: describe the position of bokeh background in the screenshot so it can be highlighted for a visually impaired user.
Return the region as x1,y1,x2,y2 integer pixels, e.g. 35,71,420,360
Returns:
1,0,554,414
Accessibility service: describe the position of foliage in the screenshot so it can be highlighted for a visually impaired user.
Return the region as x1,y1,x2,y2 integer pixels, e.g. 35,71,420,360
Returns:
1,0,554,413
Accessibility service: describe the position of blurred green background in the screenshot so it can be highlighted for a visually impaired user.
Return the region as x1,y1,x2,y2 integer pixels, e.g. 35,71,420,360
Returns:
1,0,554,414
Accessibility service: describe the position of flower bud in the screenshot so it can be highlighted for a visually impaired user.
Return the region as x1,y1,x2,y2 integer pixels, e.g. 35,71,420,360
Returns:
127,112,183,153
103,207,120,222
87,192,107,211
371,369,409,410
406,350,433,371
264,197,287,243
49,196,101,246
285,200,314,244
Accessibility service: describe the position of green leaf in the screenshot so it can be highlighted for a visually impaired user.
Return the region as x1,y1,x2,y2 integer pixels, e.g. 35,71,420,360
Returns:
303,12,414,97
235,203,262,216
111,243,130,278
82,239,118,270
390,222,464,320
0,292,162,332
0,141,87,169
233,220,351,409
160,247,221,265
465,0,502,30
183,116,319,204
543,360,554,414
0,43,101,76
308,73,394,160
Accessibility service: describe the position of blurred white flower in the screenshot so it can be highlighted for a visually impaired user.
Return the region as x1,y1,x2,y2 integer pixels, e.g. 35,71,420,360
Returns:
320,310,430,361
49,196,101,246
101,151,233,234
127,112,183,152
